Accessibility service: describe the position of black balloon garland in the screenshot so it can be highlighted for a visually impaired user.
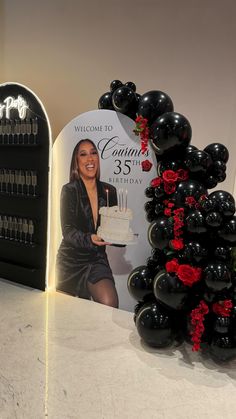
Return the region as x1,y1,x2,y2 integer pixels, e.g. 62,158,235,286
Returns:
98,80,236,362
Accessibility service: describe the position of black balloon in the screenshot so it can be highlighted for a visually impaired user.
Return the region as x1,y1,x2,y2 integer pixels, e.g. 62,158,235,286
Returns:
205,211,223,228
185,150,212,174
218,216,236,244
127,265,155,301
153,271,189,310
180,241,208,263
214,246,232,261
185,209,207,234
125,81,136,92
110,79,123,92
204,143,229,163
144,200,155,213
209,191,235,217
212,160,226,175
210,334,236,362
203,262,232,291
112,86,137,114
214,316,231,334
138,90,174,125
136,302,175,348
148,217,173,250
155,203,164,217
98,92,114,110
159,159,183,175
203,175,218,189
154,185,165,200
145,186,155,198
174,180,207,207
184,145,198,156
151,112,192,156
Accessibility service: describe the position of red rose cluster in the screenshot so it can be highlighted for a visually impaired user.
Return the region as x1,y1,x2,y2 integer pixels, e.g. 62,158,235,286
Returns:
166,258,202,287
134,116,153,172
190,300,209,352
163,200,185,250
212,300,233,317
151,169,189,195
185,194,207,209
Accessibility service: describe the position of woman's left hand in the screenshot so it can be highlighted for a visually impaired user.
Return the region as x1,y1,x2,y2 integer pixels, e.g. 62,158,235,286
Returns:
91,234,111,246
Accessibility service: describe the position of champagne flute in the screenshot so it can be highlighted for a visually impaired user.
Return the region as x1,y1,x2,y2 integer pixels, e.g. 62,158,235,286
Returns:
23,218,28,243
4,169,10,194
14,120,21,145
20,119,26,145
26,119,31,145
9,170,15,194
0,169,4,192
32,118,38,144
31,170,37,196
13,217,18,241
28,220,34,244
3,216,8,239
18,218,23,242
19,170,25,195
25,170,31,196
8,216,13,240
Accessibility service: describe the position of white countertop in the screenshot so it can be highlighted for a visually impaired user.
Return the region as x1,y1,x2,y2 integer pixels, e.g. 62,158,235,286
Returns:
1,278,236,419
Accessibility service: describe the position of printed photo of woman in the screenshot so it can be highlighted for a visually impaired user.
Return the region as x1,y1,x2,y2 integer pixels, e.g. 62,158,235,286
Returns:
56,139,119,307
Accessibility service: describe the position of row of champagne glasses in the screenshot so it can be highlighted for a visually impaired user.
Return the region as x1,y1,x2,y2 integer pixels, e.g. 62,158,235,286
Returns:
0,118,38,145
0,169,38,196
0,215,35,244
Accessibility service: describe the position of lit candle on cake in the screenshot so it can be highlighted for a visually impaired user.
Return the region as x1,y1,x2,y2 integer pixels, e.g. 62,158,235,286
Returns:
125,189,128,212
106,189,109,210
118,188,121,211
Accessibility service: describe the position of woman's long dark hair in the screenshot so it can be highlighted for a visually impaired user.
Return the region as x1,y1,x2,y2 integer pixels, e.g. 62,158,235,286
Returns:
69,139,101,182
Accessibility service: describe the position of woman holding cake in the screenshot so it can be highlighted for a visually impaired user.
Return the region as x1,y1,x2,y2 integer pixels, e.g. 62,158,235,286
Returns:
56,139,119,308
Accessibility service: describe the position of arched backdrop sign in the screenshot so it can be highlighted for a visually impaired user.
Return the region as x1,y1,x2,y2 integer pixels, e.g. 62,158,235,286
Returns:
49,110,156,311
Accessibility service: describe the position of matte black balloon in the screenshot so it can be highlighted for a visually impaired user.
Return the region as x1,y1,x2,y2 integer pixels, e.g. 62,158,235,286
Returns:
180,241,208,263
186,209,207,234
153,271,189,310
214,316,232,334
125,81,136,92
110,79,123,92
204,143,229,163
148,217,173,250
174,180,208,207
145,187,155,198
210,334,236,362
203,262,232,291
112,86,137,114
185,150,212,174
138,90,174,125
98,92,114,110
151,112,192,156
205,211,223,228
127,265,155,301
136,302,175,348
218,216,236,244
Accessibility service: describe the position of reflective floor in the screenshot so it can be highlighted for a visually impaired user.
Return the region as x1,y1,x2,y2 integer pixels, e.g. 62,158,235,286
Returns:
1,278,236,419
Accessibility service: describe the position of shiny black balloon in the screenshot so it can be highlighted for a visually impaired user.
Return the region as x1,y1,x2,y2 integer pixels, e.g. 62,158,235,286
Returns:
144,200,155,213
214,316,232,334
205,211,223,228
185,150,212,174
159,159,183,175
212,160,227,175
203,175,218,189
151,248,166,264
214,246,232,261
138,90,174,125
136,302,175,348
180,241,208,263
153,271,189,310
154,185,165,200
155,203,164,217
151,112,192,156
204,143,229,163
203,262,232,291
218,200,235,218
209,191,235,217
218,216,236,244
146,209,156,223
148,217,173,250
174,180,207,207
184,145,198,156
201,197,216,213
98,92,114,110
110,79,123,92
125,81,136,92
215,172,226,183
127,265,155,301
210,334,236,362
145,187,155,198
112,86,137,114
185,209,207,234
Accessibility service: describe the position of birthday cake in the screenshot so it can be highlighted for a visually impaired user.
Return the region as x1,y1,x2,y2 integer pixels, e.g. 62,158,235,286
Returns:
97,206,135,244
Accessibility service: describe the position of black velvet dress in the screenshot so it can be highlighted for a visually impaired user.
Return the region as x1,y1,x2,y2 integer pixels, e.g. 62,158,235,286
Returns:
56,178,117,298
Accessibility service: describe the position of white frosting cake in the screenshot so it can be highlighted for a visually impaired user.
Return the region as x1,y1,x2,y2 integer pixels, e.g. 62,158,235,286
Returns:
97,206,134,243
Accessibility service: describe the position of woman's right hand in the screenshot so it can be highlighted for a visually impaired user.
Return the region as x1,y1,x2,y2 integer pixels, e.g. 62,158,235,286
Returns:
91,234,111,246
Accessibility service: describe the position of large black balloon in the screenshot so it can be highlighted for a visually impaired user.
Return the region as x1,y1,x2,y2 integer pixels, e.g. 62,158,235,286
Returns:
174,180,207,207
218,216,236,244
148,217,173,250
185,150,212,174
185,209,207,234
204,143,229,163
158,159,183,175
209,334,236,362
153,271,189,310
136,302,175,348
203,262,232,291
138,90,174,125
112,86,137,114
150,112,192,156
127,265,155,301
98,92,114,110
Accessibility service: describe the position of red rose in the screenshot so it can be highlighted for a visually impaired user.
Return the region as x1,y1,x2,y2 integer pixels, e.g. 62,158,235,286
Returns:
176,169,189,180
164,208,172,217
151,177,162,188
185,196,197,207
164,182,176,194
162,170,178,183
170,238,184,250
177,265,202,286
212,300,233,317
141,159,153,172
166,258,179,273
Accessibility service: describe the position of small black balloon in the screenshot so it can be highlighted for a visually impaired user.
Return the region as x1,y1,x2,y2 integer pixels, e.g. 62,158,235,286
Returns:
209,191,235,217
185,150,212,174
127,265,155,301
204,143,229,163
210,334,236,362
136,302,176,348
148,217,173,250
98,92,114,110
125,81,136,92
112,86,137,114
212,160,227,175
145,187,155,198
154,185,165,200
110,79,123,92
184,145,198,156
203,175,218,189
218,216,236,244
138,90,174,125
159,159,183,175
180,241,208,263
185,209,207,234
144,200,155,213
214,316,232,334
214,246,232,261
151,112,192,156
153,271,189,310
203,262,232,291
205,211,223,228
